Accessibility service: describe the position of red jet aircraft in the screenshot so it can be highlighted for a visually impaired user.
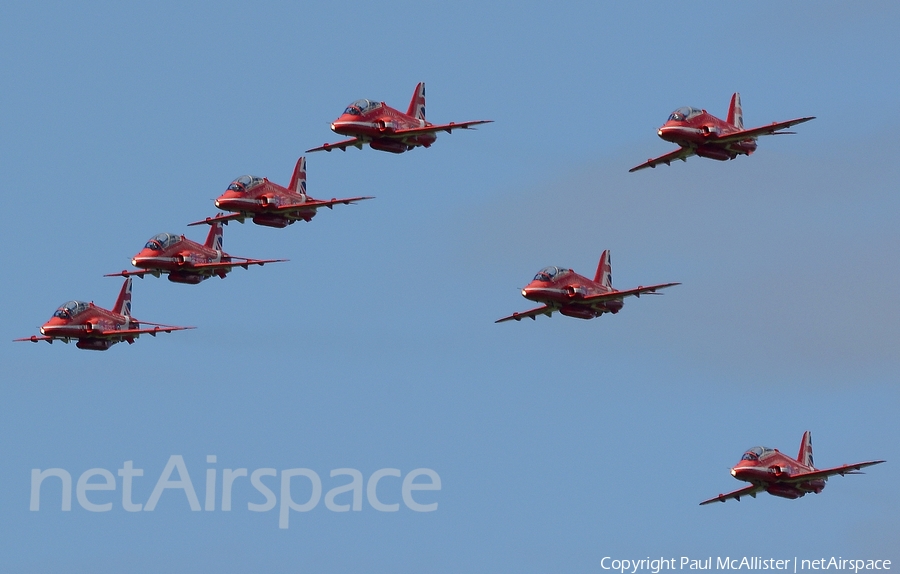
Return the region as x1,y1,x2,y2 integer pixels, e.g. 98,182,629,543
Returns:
630,93,814,172
495,250,679,323
306,82,492,154
105,221,286,284
700,431,884,505
189,157,372,228
14,278,193,350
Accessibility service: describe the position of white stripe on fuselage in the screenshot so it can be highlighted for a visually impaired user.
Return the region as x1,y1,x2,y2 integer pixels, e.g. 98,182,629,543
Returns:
133,256,178,265
216,198,263,206
658,126,703,139
523,287,567,298
333,121,376,130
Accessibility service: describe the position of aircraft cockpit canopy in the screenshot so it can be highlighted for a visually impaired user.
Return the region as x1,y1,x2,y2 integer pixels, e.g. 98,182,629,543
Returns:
53,300,89,319
741,446,775,461
668,107,703,122
144,233,180,251
227,175,264,193
533,266,568,282
343,99,382,115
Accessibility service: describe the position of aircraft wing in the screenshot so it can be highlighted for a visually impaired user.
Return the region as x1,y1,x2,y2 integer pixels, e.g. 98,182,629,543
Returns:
629,148,696,172
713,116,815,144
579,282,681,303
783,460,885,483
189,257,288,271
390,120,493,137
14,335,53,343
188,197,371,226
495,305,555,323
306,138,365,153
97,325,195,337
104,269,156,278
699,484,765,505
188,213,245,227
14,325,194,343
268,196,375,212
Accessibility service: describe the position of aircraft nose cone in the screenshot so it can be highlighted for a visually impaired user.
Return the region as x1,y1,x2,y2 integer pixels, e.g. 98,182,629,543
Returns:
215,194,240,210
657,124,678,141
730,462,761,481
132,248,159,268
331,114,359,135
40,317,70,336
521,282,548,301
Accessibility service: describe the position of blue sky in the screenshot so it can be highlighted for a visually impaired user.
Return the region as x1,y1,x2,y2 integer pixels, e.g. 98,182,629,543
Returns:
2,2,898,571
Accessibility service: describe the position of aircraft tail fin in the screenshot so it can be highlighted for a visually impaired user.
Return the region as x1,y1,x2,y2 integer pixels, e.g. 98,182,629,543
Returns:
797,430,815,468
113,277,133,318
727,92,743,129
288,156,307,196
593,250,613,288
406,82,426,121
204,221,224,251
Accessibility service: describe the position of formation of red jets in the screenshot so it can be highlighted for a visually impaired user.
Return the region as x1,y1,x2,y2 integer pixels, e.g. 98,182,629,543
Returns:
16,84,883,505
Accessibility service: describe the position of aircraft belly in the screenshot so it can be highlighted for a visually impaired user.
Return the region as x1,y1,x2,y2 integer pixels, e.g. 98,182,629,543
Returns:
795,479,826,494
251,214,293,228
404,133,437,146
592,299,623,313
727,140,757,155
695,146,734,161
765,483,805,499
168,272,209,284
369,139,409,154
75,338,115,351
559,306,598,319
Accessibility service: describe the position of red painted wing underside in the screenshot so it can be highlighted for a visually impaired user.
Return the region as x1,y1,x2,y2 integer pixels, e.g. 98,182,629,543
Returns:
712,116,815,144
699,484,765,505
306,121,492,153
781,460,885,483
188,196,372,226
